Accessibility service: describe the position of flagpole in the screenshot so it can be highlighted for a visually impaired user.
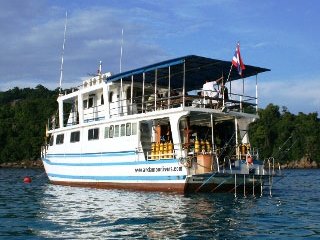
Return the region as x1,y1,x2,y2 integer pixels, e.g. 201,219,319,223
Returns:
226,63,233,83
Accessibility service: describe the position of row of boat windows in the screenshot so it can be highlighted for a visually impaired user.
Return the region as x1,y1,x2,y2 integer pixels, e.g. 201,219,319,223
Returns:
50,122,137,145
82,90,128,109
83,95,103,109
82,92,116,109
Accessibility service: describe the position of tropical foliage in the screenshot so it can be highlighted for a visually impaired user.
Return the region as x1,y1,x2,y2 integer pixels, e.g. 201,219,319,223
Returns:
0,85,58,163
249,104,320,164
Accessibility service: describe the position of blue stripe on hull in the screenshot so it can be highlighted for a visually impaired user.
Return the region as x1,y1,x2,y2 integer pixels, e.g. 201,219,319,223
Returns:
42,158,178,167
46,150,136,158
48,173,186,181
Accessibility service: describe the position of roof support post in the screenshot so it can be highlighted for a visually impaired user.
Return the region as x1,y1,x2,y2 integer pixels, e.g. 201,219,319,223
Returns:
154,69,157,110
58,98,64,128
103,85,109,118
130,75,134,114
242,78,245,100
142,72,145,112
235,117,239,159
120,78,123,114
167,66,171,109
211,114,215,152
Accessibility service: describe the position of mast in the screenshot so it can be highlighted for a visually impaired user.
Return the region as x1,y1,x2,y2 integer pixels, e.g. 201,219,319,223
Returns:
59,11,68,94
120,28,124,73
120,29,124,113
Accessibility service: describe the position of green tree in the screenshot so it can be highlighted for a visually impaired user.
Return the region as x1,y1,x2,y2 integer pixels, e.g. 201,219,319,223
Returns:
249,104,320,164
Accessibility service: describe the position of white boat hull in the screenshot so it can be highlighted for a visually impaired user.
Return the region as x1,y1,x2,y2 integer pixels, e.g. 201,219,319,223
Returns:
42,157,188,192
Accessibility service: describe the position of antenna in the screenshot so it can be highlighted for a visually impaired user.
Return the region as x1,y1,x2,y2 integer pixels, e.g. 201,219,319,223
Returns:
59,11,68,93
120,28,124,73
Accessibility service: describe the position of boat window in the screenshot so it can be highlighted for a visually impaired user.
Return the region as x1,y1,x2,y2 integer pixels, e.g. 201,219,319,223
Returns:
109,92,113,102
101,94,104,105
120,124,125,136
126,87,131,100
114,125,119,137
56,134,64,145
104,126,109,138
109,125,114,138
83,99,88,109
132,123,137,135
49,135,54,146
70,131,80,143
88,128,99,140
88,97,94,108
126,123,131,136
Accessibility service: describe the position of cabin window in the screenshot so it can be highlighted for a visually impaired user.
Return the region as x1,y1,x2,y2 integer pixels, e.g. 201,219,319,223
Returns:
83,99,88,109
132,123,137,135
88,97,94,108
70,131,80,143
109,125,114,138
88,128,99,140
101,94,104,105
114,125,119,137
49,135,54,146
109,92,113,102
126,123,131,136
120,124,126,136
104,126,109,138
56,134,64,145
126,87,131,100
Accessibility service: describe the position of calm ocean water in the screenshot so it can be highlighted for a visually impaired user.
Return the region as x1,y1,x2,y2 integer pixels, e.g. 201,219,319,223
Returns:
0,168,319,239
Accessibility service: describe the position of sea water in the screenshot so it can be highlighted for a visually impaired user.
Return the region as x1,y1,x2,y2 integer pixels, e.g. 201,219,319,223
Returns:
0,168,319,239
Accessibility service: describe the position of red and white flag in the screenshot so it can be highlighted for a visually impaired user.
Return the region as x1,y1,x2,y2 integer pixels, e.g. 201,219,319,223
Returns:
232,42,245,76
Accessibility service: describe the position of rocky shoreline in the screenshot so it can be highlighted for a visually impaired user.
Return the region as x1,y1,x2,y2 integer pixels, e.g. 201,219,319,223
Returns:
281,156,319,169
0,159,43,169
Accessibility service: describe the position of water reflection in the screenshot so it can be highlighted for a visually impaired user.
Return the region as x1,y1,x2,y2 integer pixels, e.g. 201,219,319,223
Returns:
37,184,255,239
1,169,319,239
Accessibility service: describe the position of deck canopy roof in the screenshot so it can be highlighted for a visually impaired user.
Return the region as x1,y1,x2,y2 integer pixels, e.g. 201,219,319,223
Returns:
106,55,270,91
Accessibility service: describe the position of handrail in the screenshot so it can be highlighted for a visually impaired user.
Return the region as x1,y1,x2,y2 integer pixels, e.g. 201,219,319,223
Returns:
49,91,258,131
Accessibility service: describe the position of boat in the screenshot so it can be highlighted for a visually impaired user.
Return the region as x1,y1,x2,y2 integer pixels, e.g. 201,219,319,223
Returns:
41,54,279,194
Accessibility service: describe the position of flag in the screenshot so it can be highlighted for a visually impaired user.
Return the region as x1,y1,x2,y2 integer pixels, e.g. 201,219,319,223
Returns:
232,42,245,76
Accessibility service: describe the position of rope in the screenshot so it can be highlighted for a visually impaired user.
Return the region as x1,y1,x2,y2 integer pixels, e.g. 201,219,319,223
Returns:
195,172,217,192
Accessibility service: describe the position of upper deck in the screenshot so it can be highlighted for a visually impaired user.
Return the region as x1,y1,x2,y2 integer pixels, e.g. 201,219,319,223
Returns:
51,55,269,130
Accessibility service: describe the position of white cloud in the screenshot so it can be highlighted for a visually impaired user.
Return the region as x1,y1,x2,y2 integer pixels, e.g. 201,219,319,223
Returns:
259,76,320,113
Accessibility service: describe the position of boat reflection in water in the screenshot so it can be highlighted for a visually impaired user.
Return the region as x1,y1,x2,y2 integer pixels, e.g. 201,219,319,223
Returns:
37,184,254,239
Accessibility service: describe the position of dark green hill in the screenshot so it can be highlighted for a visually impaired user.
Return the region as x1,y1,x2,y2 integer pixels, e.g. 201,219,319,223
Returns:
249,104,320,166
0,85,58,163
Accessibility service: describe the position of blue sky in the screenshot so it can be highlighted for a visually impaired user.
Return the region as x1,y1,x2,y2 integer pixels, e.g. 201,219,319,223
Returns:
0,0,319,114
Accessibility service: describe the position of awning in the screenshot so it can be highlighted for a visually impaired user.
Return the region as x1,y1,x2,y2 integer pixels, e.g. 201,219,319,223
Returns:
106,55,270,91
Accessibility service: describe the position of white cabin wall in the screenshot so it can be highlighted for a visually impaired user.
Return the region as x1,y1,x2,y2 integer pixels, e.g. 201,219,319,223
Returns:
237,117,255,144
103,85,110,119
169,113,187,158
78,93,84,124
109,85,121,117
47,121,140,162
58,97,64,128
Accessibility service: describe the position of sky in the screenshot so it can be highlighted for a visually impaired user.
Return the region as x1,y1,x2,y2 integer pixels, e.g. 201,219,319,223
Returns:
0,0,319,114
